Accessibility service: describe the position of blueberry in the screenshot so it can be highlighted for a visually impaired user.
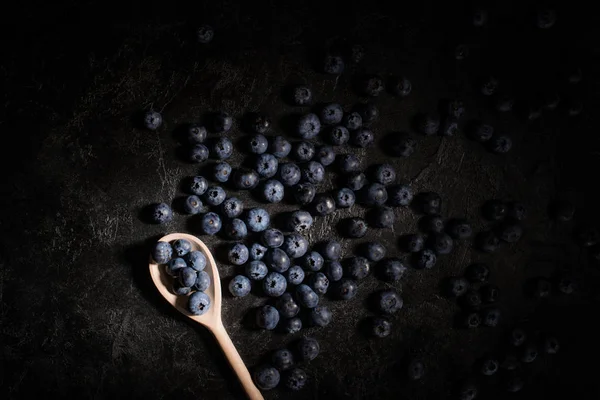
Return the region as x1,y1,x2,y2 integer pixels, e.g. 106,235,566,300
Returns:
212,112,233,133
335,188,356,208
246,260,268,280
480,358,499,376
221,197,244,219
248,114,271,134
557,276,575,295
505,375,524,393
480,284,499,303
312,194,336,216
473,8,488,27
297,337,320,361
295,284,319,308
361,242,386,262
440,118,459,136
520,344,537,363
420,215,444,233
194,271,211,291
302,251,324,272
370,317,392,338
458,383,478,400
253,365,280,390
180,267,198,287
143,111,162,130
488,135,512,154
255,153,278,179
454,44,469,60
378,258,406,282
531,277,552,298
369,206,395,228
309,272,330,295
278,163,301,186
418,192,441,215
285,265,305,286
361,183,388,206
346,172,368,191
507,202,527,221
544,92,561,110
321,240,342,260
343,112,363,130
445,99,465,120
185,251,207,271
360,75,384,97
172,239,192,257
225,218,248,240
387,184,413,206
232,168,259,190
320,103,343,125
297,113,321,139
152,241,173,264
151,203,173,224
377,290,403,314
212,137,234,160
196,25,214,43
446,277,469,297
417,113,440,136
166,258,187,276
405,234,425,252
345,257,370,280
465,263,489,283
338,154,361,173
292,85,312,106
265,248,291,273
228,243,249,266
172,281,192,296
544,336,560,354
536,8,556,29
283,318,303,334
262,228,284,248
187,176,208,196
510,328,527,347
460,290,482,310
328,125,350,145
430,233,454,255
276,293,301,319
351,128,374,147
389,133,417,157
355,103,379,125
256,305,280,330
333,278,358,300
342,217,368,238
282,233,309,258
469,122,493,142
463,312,481,328
497,222,522,243
188,291,211,315
324,261,343,282
323,54,344,74
407,360,425,380
315,145,336,166
476,231,500,253
389,76,411,97
247,134,268,154
201,212,222,235
284,368,307,391
212,162,232,183
350,44,365,63
292,141,315,162
300,161,324,184
373,164,396,185
576,226,600,247
550,200,575,221
480,76,498,96
482,307,501,327
262,179,285,203
414,249,437,269
272,349,295,372
495,94,514,112
203,186,226,206
269,136,292,158
287,210,314,234
246,208,270,232
292,183,316,205
446,219,472,239
310,305,332,327
187,124,207,144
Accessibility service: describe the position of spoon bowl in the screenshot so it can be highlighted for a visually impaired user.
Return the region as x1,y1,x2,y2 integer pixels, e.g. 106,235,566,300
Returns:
149,233,263,400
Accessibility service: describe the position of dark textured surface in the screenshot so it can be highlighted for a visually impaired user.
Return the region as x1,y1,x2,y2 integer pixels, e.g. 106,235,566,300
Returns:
4,1,600,399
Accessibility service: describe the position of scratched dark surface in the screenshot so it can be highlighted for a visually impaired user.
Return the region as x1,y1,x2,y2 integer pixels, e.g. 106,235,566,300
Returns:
3,1,600,399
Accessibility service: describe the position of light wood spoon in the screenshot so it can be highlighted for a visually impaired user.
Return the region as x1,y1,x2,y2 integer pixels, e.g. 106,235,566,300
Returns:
149,233,264,400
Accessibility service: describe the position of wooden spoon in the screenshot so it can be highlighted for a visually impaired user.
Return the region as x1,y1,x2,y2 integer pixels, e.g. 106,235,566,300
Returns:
149,233,264,400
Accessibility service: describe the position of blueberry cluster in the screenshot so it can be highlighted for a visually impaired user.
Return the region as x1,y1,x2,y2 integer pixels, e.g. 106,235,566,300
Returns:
151,239,212,316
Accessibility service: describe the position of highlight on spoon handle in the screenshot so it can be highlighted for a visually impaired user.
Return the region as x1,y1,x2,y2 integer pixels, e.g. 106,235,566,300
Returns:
212,322,264,400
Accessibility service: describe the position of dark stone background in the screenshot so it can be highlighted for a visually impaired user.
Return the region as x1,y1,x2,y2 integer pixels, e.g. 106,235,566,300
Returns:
3,0,600,399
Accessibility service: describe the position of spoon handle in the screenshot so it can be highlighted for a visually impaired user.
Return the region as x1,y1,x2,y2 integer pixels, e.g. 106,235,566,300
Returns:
212,322,264,400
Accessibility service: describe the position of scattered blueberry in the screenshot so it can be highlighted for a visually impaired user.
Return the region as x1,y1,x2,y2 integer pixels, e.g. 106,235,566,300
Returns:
370,317,392,338
460,290,482,310
292,183,316,205
212,112,233,133
328,125,350,146
232,168,259,190
187,176,208,196
221,197,244,219
187,124,207,144
417,113,440,136
203,186,226,206
284,368,307,391
143,111,162,130
373,164,396,185
405,234,425,252
335,188,356,208
488,135,512,154
520,344,538,363
497,222,522,243
469,122,494,142
480,76,498,96
212,162,232,183
378,258,406,282
351,128,374,147
166,258,187,276
536,8,556,29
557,276,575,295
173,239,192,257
407,360,425,380
295,284,319,308
297,113,321,139
376,290,403,314
343,112,363,130
350,44,365,63
247,134,268,154
361,183,388,206
297,337,320,361
196,25,214,43
309,272,330,295
151,203,173,224
576,226,600,247
505,375,524,393
389,76,411,97
282,233,309,258
211,137,233,160
346,257,370,280
481,358,499,376
338,154,361,173
276,293,301,318
201,212,222,235
292,141,315,162
446,219,472,239
262,179,285,203
430,233,454,255
255,153,279,179
302,251,324,272
152,241,173,264
310,305,332,327
265,248,291,273
480,284,499,303
246,208,270,232
476,231,501,253
256,305,280,330
324,261,343,282
323,55,344,74
283,318,303,334
355,103,379,125
458,383,478,400
507,202,527,221
360,75,384,97
246,260,268,280
173,281,192,296
369,206,395,228
194,271,211,291
550,200,575,221
455,44,469,60
420,214,444,233
292,85,312,106
320,103,343,125
278,163,301,186
188,291,211,315
346,172,368,191
301,161,325,184
272,349,294,372
361,242,386,262
418,192,441,215
531,277,552,298
446,277,469,297
495,95,514,112
482,307,501,327
463,312,481,328
312,194,336,216
342,217,368,238
269,136,292,158
466,264,489,283
262,228,284,248
472,8,488,27
321,240,342,261
248,114,271,134
285,210,313,234
253,365,280,390
387,184,413,206
228,243,249,266
225,218,248,240
510,328,527,347
440,118,458,136
185,251,206,271
414,249,437,269
544,336,560,354
180,267,197,288
333,279,358,300
285,265,305,286
389,133,417,157
315,145,336,166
